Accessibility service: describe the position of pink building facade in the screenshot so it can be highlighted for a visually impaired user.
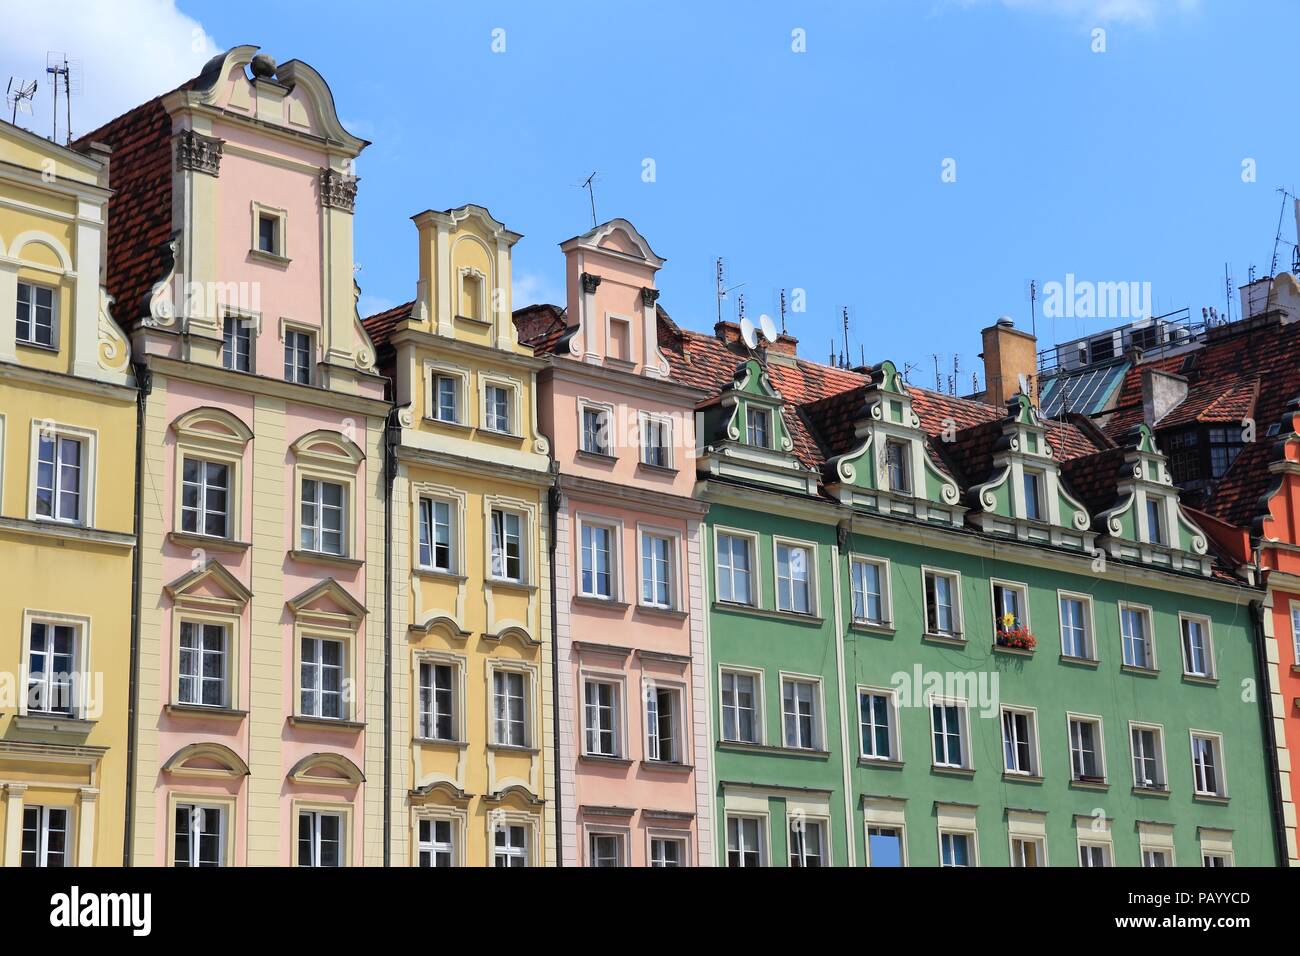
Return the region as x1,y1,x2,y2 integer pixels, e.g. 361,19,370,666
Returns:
521,220,713,865
83,46,389,866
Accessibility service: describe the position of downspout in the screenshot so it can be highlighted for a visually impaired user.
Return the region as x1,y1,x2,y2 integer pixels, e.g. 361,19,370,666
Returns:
833,520,856,867
124,361,149,866
382,406,400,867
548,477,562,867
1250,587,1290,867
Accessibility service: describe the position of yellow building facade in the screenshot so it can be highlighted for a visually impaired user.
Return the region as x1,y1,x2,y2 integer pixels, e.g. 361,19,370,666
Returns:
0,120,136,866
365,205,555,866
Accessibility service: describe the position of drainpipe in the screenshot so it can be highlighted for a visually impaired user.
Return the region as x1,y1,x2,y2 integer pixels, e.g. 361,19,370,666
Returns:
833,519,856,867
124,361,149,866
547,476,562,867
382,406,400,866
1250,590,1290,867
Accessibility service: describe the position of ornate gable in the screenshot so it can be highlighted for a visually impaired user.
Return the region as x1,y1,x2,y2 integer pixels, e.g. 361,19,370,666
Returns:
966,394,1095,550
823,360,963,527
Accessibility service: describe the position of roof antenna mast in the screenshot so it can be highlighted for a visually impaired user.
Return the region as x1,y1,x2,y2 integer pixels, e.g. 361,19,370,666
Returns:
576,171,598,228
6,77,37,125
779,288,787,334
841,307,850,369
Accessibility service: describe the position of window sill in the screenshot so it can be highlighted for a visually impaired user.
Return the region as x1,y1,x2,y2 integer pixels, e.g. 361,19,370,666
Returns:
992,643,1035,657
930,764,975,778
423,416,472,432
487,743,540,755
716,740,830,759
168,531,251,552
1182,673,1219,687
1120,664,1160,678
921,633,965,648
413,736,469,750
1002,771,1044,784
573,595,630,612
16,339,59,354
858,756,903,770
454,313,492,327
579,753,633,767
1192,792,1230,806
165,703,247,722
851,620,895,637
12,713,96,735
640,760,693,773
413,567,468,584
477,428,523,443
634,604,688,620
576,449,618,466
288,715,365,732
288,549,363,569
1059,654,1099,668
1132,785,1170,798
486,578,536,594
711,601,824,627
249,248,291,267
636,461,678,477
1069,777,1109,792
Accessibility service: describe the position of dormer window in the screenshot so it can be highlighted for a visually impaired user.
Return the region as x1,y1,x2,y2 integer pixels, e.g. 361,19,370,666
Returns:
885,440,911,494
746,408,771,449
1023,469,1044,521
1146,497,1166,546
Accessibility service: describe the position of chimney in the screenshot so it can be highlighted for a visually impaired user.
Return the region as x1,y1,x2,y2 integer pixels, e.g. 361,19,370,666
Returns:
979,316,1038,407
714,320,743,347
767,332,798,357
1140,368,1188,425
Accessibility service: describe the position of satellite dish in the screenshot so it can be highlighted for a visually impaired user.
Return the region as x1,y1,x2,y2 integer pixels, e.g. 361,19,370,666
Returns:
1017,372,1029,395
759,313,778,343
739,316,758,350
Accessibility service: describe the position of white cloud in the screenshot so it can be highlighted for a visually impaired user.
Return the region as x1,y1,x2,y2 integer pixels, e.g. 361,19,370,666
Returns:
952,0,1199,23
0,0,217,140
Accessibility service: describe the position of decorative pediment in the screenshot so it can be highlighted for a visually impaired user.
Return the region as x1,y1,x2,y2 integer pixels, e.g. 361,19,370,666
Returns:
410,778,473,804
482,625,540,648
286,579,366,629
287,752,365,787
484,784,544,808
163,742,250,778
823,360,963,527
564,217,665,268
171,407,253,452
1095,425,1211,575
966,394,1094,550
409,615,472,641
165,560,253,611
290,429,364,469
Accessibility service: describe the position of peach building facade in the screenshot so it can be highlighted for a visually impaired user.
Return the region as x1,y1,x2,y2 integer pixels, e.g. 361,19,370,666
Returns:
520,219,713,865
82,46,389,866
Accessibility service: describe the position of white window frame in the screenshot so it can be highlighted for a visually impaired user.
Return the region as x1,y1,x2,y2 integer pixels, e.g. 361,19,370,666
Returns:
1179,613,1216,679
28,421,96,527
415,651,464,743
283,326,314,385
773,536,817,616
416,494,459,574
179,455,232,539
779,672,824,751
929,695,971,770
177,619,229,709
745,406,772,449
639,412,674,468
719,664,764,746
850,556,892,626
938,828,978,867
22,612,88,718
1066,712,1108,784
1078,841,1113,867
1057,590,1096,661
481,379,518,436
644,679,685,765
1022,467,1045,521
1010,834,1047,868
416,815,460,867
1189,729,1228,799
21,805,70,867
582,673,625,758
857,685,900,762
1000,704,1041,777
787,815,830,868
990,578,1030,635
252,202,288,259
714,527,760,608
576,514,621,601
579,401,614,457
637,526,678,610
221,313,253,372
1144,494,1167,546
1119,602,1157,670
16,279,58,349
490,664,533,749
296,808,345,868
725,813,767,868
298,634,348,721
922,566,963,639
1292,603,1300,666
587,830,626,868
648,832,689,868
299,476,348,557
173,802,227,867
1129,721,1168,792
488,506,528,584
491,819,532,867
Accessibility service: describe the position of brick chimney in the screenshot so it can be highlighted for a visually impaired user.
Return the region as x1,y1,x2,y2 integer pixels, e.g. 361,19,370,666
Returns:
980,316,1038,406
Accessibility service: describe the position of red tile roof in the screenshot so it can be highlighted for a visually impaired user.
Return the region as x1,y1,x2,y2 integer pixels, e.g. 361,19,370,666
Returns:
359,299,415,354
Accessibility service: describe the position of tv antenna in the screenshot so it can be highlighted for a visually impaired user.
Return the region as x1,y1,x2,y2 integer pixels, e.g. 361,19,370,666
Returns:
575,171,598,228
1028,279,1038,339
715,258,745,325
1269,187,1298,278
840,307,851,369
7,78,37,125
45,53,81,145
778,288,787,334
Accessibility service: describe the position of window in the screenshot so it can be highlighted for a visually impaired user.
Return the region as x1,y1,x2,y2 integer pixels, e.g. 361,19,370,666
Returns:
493,669,528,747
174,804,224,867
992,581,1028,640
789,820,825,867
21,806,68,867
16,281,56,347
781,677,819,750
484,384,513,434
1203,853,1230,868
640,533,674,608
939,832,972,867
1059,594,1093,659
1079,843,1111,867
1191,732,1226,798
1068,715,1105,782
1001,707,1038,776
720,669,760,744
885,439,911,494
1142,849,1171,868
178,622,227,707
417,818,455,867
26,620,76,716
300,478,346,555
1131,724,1166,791
859,689,896,761
222,316,251,371
746,407,771,449
1293,604,1300,667
589,833,623,868
493,824,528,867
924,569,960,638
1208,426,1244,479
645,686,680,763
931,699,968,769
181,458,229,538
642,417,671,468
1022,469,1043,521
650,837,685,867
867,827,904,867
300,637,344,719
35,431,83,523
775,542,812,614
297,810,342,867
431,374,460,423
1011,837,1044,867
580,522,615,599
716,532,754,605
851,558,888,625
417,497,454,572
1145,496,1166,546
417,661,455,740
490,509,523,582
583,680,621,757
1180,615,1214,678
257,212,280,255
581,407,611,455
284,330,312,385
1120,605,1154,669
726,816,764,867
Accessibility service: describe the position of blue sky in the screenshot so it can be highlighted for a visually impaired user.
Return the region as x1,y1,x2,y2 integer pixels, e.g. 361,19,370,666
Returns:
9,0,1298,390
